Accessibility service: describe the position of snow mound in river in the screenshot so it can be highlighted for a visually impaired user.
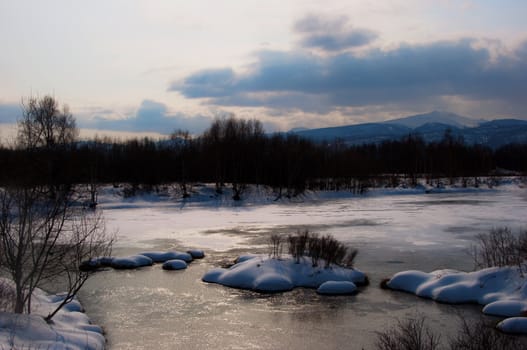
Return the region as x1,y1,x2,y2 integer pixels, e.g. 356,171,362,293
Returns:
386,266,527,334
203,255,366,293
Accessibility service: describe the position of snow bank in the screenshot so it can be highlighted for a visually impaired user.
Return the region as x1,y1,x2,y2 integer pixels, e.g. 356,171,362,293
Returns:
386,267,527,334
97,178,521,211
202,255,366,293
162,259,188,270
0,280,105,350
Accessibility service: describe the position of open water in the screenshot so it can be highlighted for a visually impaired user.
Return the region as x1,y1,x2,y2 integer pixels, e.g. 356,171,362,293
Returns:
79,188,527,349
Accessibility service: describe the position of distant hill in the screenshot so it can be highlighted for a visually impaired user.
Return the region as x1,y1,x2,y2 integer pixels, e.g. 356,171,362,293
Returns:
290,123,411,144
291,112,527,148
463,119,527,148
385,111,483,128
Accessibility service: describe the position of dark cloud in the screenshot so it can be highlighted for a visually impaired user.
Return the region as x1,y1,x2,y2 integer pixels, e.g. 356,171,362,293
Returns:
294,14,348,33
294,14,378,51
299,32,377,52
169,39,527,115
172,68,236,98
84,100,213,135
0,103,21,123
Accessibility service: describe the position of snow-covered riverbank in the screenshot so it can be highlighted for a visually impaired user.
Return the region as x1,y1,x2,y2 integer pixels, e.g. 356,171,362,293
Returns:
0,278,105,350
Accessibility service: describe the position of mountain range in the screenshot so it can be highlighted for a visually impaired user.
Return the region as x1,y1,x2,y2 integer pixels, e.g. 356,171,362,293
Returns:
291,111,527,149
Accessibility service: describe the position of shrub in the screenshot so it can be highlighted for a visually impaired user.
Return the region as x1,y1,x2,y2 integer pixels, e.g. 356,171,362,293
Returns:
375,316,441,350
471,227,527,271
375,315,526,350
308,232,322,266
268,233,283,259
273,230,358,268
342,248,358,268
317,234,357,268
449,317,524,350
288,229,309,263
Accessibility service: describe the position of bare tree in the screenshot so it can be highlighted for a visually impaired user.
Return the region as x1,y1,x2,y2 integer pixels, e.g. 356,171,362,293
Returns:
16,95,79,196
0,185,112,321
0,186,68,314
45,209,113,321
17,95,78,149
171,129,192,198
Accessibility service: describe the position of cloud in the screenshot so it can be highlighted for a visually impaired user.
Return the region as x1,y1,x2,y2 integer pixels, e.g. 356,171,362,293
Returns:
0,103,21,124
169,39,527,116
172,68,237,98
294,14,378,51
83,100,213,135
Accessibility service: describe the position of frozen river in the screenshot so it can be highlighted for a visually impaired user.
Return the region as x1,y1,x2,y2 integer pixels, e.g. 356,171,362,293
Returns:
79,186,527,349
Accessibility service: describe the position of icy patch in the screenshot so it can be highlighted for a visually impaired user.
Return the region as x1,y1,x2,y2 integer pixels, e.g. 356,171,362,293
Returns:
202,255,366,293
386,266,527,333
317,281,357,295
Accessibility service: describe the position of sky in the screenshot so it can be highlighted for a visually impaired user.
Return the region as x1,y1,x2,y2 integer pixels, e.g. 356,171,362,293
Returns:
1,0,527,138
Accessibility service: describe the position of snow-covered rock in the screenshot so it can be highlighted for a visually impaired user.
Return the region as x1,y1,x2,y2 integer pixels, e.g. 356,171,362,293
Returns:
202,255,366,293
483,300,527,317
111,254,153,269
172,252,193,263
385,266,527,333
317,281,357,295
187,249,205,259
139,251,179,263
162,259,188,270
497,317,527,334
80,256,114,271
140,251,193,263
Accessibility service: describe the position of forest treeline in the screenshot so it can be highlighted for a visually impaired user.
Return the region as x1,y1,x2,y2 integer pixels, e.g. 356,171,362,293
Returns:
1,114,526,199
